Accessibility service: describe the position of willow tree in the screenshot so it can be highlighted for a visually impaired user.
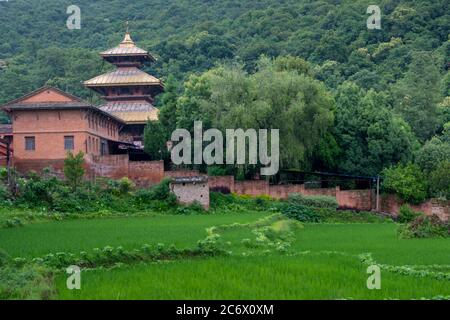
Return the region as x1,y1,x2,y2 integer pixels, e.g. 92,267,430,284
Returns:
175,56,336,171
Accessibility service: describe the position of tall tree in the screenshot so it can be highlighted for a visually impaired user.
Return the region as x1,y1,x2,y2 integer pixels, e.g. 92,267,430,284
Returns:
335,82,417,176
393,52,442,141
175,56,335,171
157,75,180,135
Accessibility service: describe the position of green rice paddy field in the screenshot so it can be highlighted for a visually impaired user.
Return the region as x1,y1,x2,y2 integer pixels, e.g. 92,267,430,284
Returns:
1,212,449,300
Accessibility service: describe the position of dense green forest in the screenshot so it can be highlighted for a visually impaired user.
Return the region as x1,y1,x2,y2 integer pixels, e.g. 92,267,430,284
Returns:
0,0,449,197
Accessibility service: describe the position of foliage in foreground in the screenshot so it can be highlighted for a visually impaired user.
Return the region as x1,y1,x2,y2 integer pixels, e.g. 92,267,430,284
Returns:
399,215,450,239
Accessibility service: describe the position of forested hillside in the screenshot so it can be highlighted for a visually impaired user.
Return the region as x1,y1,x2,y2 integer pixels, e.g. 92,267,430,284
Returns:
0,0,448,101
0,0,449,197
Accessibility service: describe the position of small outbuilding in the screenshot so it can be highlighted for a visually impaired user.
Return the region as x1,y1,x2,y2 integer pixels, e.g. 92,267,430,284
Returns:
170,176,209,209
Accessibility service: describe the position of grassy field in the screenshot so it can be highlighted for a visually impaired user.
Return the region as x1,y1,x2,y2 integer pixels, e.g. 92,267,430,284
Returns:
1,211,449,299
0,212,265,258
56,255,450,300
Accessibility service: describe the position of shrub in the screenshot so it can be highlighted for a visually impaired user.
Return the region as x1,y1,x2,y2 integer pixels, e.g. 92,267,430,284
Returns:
314,208,390,223
0,249,9,267
429,161,450,199
17,174,63,207
64,152,85,191
281,204,321,222
399,215,449,238
382,163,428,204
135,178,176,204
107,177,136,196
0,264,55,299
4,218,23,228
288,193,338,209
0,183,10,202
0,167,7,181
176,201,205,215
397,204,422,223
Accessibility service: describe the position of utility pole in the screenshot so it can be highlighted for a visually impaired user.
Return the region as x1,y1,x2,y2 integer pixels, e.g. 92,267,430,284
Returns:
376,175,380,212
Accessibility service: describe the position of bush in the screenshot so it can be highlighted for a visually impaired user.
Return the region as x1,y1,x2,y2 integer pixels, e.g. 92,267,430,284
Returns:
314,208,390,223
429,161,450,199
135,178,176,204
0,249,9,267
0,167,7,181
176,201,205,215
0,184,10,202
0,264,55,299
63,152,85,191
382,163,428,204
281,204,321,222
17,173,63,207
399,215,449,238
288,193,338,209
107,177,136,196
397,204,422,223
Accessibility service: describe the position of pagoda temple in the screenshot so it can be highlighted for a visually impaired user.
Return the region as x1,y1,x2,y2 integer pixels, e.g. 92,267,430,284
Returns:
84,31,164,149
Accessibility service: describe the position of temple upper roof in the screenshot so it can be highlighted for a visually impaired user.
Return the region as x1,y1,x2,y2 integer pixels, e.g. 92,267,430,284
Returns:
84,67,163,88
100,32,156,62
100,101,158,124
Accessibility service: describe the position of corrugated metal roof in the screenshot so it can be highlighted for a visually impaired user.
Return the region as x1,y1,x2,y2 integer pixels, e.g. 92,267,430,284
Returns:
110,110,159,124
100,102,156,113
84,68,162,87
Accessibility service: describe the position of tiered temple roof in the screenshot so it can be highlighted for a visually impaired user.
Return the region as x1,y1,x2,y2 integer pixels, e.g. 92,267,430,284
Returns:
84,32,163,125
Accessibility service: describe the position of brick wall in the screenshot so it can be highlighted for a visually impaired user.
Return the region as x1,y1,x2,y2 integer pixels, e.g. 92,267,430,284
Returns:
86,155,163,187
381,194,450,221
209,176,235,193
234,180,269,196
205,176,376,211
129,161,164,187
337,188,372,211
269,184,304,199
14,159,66,176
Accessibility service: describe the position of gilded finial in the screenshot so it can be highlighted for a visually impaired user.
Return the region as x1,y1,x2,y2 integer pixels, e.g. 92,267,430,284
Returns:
120,21,135,47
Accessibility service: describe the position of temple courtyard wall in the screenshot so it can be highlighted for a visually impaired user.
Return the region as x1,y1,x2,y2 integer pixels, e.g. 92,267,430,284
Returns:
9,155,449,220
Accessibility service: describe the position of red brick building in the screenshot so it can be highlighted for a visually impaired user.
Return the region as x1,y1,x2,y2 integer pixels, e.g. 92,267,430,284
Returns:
1,86,127,172
0,31,164,172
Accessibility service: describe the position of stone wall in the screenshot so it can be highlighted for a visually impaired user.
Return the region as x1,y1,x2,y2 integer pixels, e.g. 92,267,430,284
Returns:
170,179,210,209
